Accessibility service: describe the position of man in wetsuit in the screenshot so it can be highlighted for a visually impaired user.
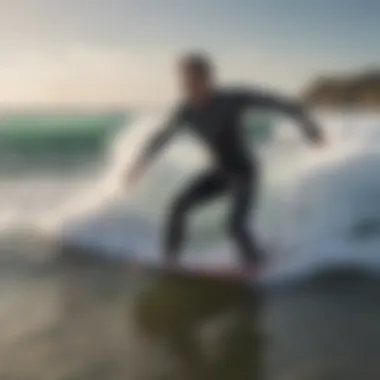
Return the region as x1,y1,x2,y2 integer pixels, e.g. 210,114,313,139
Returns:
126,53,325,271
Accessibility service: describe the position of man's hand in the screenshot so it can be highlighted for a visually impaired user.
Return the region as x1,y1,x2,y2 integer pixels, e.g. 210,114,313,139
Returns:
308,127,326,147
313,133,327,147
303,120,326,147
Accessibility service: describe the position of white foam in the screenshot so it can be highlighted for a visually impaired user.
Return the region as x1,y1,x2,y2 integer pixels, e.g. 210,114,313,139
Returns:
55,111,380,282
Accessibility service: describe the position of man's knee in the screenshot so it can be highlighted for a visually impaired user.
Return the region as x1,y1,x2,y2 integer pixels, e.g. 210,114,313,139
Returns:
228,219,246,239
169,195,192,220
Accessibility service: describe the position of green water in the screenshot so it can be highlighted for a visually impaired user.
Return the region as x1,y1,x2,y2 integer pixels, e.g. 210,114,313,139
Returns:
0,111,128,155
0,110,131,175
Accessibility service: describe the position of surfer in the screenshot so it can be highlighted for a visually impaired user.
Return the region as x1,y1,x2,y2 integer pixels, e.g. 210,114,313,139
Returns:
126,53,325,272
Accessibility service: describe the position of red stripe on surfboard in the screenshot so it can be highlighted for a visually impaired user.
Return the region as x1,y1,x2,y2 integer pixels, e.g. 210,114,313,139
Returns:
125,258,262,280
172,267,256,277
153,263,260,280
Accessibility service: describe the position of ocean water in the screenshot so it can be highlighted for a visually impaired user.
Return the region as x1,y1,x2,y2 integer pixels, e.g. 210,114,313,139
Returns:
1,249,380,380
0,110,126,231
1,109,380,380
2,109,380,281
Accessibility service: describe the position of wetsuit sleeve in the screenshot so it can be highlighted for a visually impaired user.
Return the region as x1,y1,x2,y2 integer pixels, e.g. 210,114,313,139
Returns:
140,105,185,164
239,89,324,143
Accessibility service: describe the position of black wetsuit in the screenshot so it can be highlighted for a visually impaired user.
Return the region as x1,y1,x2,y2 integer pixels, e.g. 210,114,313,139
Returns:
142,88,321,265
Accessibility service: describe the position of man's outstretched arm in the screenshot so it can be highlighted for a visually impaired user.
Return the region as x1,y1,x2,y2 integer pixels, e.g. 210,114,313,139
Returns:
126,110,182,187
242,89,325,145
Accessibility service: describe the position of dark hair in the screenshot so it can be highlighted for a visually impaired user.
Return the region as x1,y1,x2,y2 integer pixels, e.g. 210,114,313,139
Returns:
180,52,213,79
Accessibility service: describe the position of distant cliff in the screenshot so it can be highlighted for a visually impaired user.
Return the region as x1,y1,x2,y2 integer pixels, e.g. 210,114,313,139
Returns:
302,70,380,109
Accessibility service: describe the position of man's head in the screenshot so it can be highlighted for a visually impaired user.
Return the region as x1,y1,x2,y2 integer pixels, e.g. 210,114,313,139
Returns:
178,53,215,104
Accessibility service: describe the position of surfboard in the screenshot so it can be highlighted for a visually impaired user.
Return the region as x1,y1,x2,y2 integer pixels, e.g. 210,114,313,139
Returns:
124,256,260,282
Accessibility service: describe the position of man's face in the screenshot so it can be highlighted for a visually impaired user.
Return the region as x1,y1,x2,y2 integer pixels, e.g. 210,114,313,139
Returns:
179,67,211,103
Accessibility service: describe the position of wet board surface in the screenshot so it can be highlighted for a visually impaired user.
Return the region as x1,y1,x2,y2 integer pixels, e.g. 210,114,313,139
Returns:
124,256,261,283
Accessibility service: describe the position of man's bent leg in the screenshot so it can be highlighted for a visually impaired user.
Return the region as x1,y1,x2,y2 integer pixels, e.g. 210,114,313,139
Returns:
228,169,262,267
164,170,227,263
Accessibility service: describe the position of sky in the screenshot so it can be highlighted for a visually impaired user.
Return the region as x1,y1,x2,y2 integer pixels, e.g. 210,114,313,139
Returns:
0,0,379,106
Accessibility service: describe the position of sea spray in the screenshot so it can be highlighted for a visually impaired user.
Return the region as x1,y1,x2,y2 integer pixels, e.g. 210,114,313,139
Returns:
2,109,380,281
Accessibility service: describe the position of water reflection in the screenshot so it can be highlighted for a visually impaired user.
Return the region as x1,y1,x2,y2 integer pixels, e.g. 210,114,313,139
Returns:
2,250,380,380
133,274,265,380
